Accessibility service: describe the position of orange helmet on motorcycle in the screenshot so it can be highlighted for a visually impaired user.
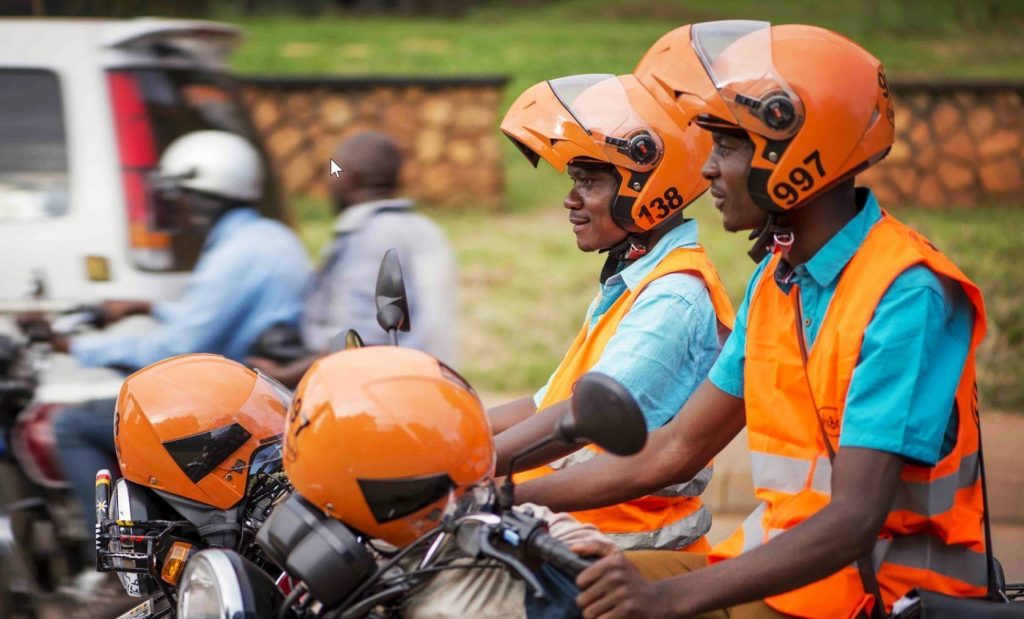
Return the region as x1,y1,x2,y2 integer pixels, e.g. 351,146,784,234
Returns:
500,73,711,233
283,347,494,548
115,354,291,510
681,21,894,212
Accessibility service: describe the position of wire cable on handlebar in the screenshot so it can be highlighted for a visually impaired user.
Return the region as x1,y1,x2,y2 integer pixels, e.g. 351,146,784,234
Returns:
336,525,443,612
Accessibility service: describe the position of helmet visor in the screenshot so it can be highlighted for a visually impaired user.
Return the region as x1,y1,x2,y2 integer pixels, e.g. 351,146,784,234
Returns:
547,74,664,170
691,20,804,140
161,372,290,484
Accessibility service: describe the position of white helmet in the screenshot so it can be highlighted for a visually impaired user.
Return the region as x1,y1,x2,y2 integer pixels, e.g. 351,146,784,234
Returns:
157,130,264,202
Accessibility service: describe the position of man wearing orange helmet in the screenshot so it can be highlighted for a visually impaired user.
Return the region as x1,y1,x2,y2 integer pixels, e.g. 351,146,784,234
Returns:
514,22,990,618
492,73,735,553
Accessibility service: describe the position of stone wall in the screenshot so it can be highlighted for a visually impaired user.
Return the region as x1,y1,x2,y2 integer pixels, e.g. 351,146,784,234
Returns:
239,76,1023,210
861,80,1024,207
239,75,508,208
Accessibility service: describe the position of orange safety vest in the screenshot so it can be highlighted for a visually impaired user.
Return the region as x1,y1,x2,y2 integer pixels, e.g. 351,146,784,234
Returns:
514,246,736,550
710,212,988,618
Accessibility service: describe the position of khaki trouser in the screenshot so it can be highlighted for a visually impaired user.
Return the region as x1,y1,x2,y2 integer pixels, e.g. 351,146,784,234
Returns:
625,550,791,619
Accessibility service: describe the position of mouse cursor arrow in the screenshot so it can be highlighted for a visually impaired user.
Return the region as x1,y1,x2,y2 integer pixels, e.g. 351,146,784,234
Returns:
330,159,343,177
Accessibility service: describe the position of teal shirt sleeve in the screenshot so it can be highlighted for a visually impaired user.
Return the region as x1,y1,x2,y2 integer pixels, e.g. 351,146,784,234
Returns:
589,272,720,430
708,257,772,398
839,266,974,465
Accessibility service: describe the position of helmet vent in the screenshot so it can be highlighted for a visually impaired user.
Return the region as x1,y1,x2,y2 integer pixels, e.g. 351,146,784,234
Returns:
162,422,252,483
358,473,455,524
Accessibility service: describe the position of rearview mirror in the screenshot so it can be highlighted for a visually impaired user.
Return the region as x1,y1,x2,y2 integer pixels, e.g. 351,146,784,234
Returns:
557,372,647,456
374,249,411,341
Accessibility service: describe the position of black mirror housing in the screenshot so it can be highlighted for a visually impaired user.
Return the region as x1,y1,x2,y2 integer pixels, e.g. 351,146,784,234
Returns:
374,248,411,334
559,372,647,456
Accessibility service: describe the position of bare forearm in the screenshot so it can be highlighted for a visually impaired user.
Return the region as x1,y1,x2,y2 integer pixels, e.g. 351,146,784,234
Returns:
513,426,706,511
488,396,537,435
494,400,573,474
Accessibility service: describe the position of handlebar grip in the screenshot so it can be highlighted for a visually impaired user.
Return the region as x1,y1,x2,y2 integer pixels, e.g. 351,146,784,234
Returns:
529,531,594,577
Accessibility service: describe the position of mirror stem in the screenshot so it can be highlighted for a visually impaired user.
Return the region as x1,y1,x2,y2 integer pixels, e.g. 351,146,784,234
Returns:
388,329,398,346
499,435,555,511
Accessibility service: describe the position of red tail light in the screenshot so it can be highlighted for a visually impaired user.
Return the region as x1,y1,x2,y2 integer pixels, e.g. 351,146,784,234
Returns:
107,71,172,269
11,402,69,488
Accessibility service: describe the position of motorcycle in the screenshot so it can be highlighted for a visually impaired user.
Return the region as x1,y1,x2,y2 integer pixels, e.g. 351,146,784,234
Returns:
90,292,359,618
0,305,122,617
166,249,650,618
91,360,296,619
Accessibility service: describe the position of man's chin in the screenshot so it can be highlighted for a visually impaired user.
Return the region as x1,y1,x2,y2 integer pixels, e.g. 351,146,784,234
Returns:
720,218,742,233
721,218,760,234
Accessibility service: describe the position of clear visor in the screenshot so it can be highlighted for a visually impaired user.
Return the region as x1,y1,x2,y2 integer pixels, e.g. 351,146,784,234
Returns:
161,372,291,485
548,74,664,169
691,20,804,140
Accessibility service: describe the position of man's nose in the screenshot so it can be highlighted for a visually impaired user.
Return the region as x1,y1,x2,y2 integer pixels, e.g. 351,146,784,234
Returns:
564,188,582,210
701,155,718,180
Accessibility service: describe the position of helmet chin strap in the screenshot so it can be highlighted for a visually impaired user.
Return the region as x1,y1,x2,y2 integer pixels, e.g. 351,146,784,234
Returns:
599,233,648,284
747,213,795,262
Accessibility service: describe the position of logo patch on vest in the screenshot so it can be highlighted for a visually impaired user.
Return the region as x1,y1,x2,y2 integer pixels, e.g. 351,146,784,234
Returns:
821,406,841,437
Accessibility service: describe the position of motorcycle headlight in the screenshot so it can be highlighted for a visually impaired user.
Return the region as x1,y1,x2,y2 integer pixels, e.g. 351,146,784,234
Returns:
177,549,278,619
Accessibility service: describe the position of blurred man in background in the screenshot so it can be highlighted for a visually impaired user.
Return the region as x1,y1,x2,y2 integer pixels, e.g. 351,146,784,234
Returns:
46,130,311,588
250,130,457,386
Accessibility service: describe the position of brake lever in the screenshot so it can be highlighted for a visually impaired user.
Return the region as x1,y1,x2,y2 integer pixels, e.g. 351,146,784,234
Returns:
477,525,547,599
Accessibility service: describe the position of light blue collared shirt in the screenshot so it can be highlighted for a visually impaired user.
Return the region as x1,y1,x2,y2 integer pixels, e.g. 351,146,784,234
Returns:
536,219,724,430
709,190,973,465
301,198,457,364
72,208,311,370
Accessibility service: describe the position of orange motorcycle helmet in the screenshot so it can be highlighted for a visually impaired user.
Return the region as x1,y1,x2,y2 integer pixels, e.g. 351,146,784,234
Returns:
500,72,711,233
637,21,895,213
284,346,494,548
115,354,291,511
633,24,722,135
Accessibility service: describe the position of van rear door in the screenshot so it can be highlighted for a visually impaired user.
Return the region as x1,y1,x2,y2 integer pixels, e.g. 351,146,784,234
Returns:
102,20,286,273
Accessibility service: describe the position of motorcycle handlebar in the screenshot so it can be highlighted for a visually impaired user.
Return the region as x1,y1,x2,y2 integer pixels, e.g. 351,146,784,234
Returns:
527,530,594,577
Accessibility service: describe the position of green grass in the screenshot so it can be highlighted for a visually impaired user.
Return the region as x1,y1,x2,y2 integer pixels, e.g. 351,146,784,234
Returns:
226,1,1024,87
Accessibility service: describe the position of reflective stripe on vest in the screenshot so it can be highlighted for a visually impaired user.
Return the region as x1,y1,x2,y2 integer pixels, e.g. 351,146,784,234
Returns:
712,211,988,617
514,246,735,550
751,449,980,518
607,504,712,551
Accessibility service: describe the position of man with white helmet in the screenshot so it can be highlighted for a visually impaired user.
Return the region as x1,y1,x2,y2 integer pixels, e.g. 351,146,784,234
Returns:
50,130,311,581
51,130,311,367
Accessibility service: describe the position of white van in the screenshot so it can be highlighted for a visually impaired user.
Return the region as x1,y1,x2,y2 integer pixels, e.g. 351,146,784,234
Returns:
0,18,285,312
